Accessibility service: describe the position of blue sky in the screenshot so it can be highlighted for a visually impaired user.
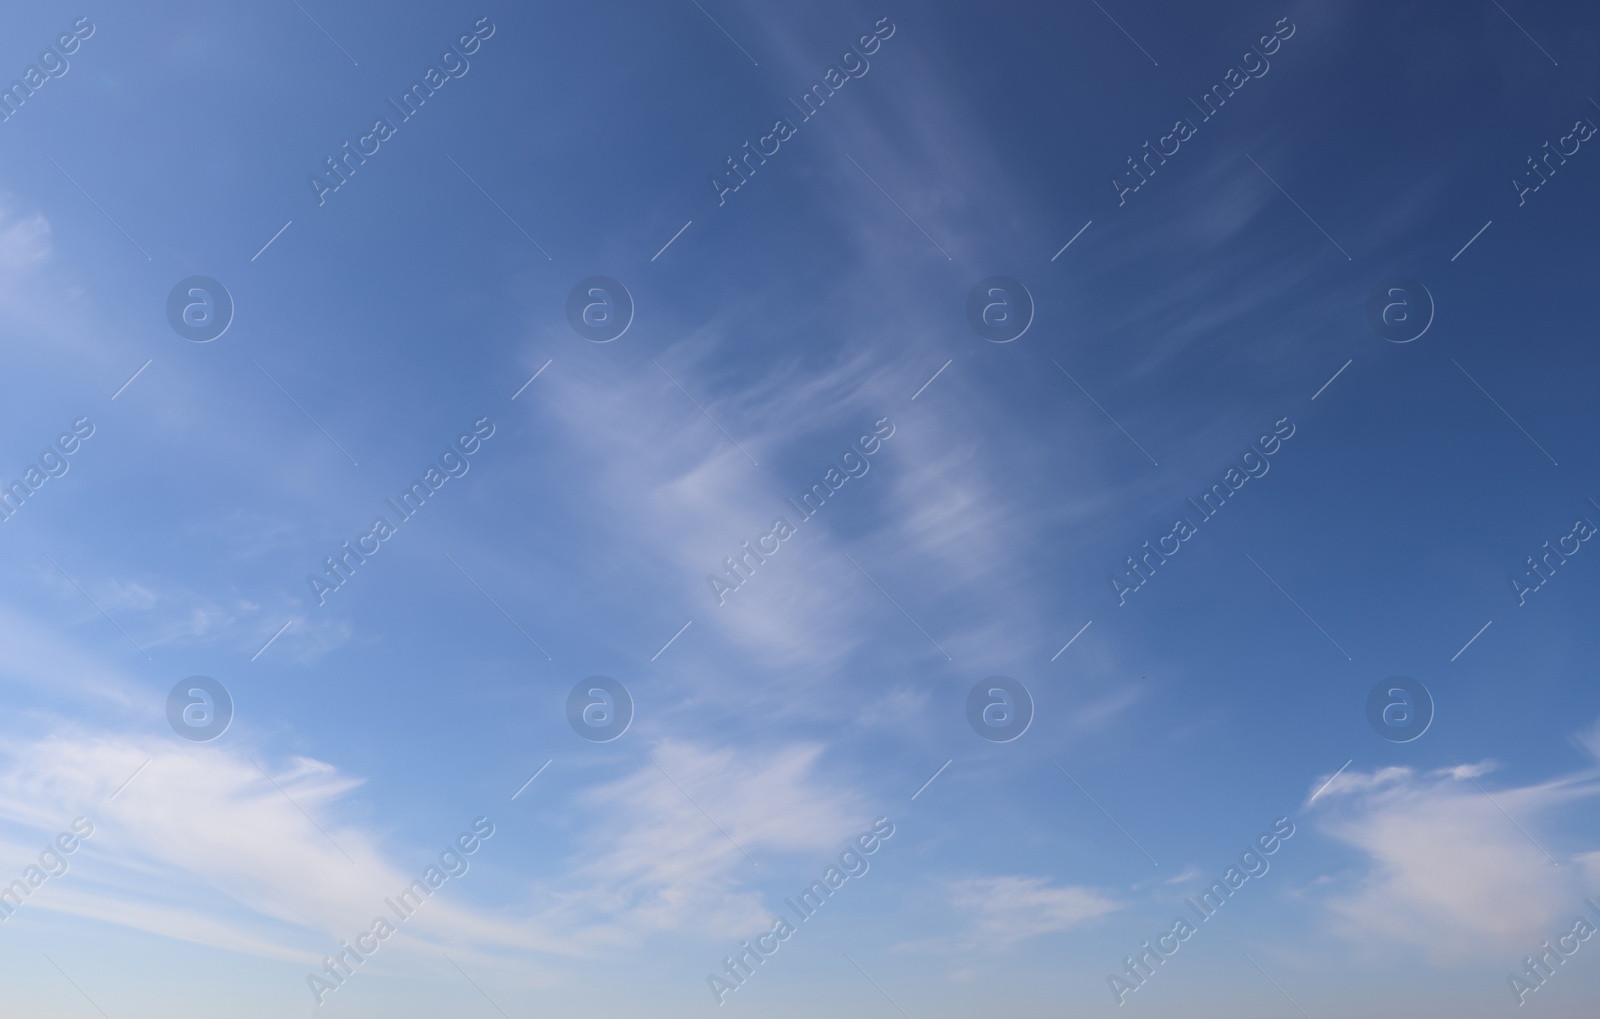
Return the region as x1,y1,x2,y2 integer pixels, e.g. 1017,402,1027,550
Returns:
2,0,1600,1015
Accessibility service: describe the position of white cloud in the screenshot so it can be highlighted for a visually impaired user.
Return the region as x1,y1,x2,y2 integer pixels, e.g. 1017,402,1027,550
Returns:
0,730,570,965
1306,761,1600,960
540,739,868,949
520,342,887,674
1163,864,1202,886
1572,718,1600,761
904,875,1122,953
956,876,1123,946
92,578,163,612
0,725,876,977
0,197,51,269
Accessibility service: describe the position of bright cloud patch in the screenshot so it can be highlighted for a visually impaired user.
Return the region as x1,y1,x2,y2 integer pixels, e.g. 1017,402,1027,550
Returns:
1308,762,1600,960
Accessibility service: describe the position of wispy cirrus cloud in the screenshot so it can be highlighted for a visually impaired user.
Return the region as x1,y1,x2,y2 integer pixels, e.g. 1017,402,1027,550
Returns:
0,725,874,973
895,874,1123,954
539,739,868,949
